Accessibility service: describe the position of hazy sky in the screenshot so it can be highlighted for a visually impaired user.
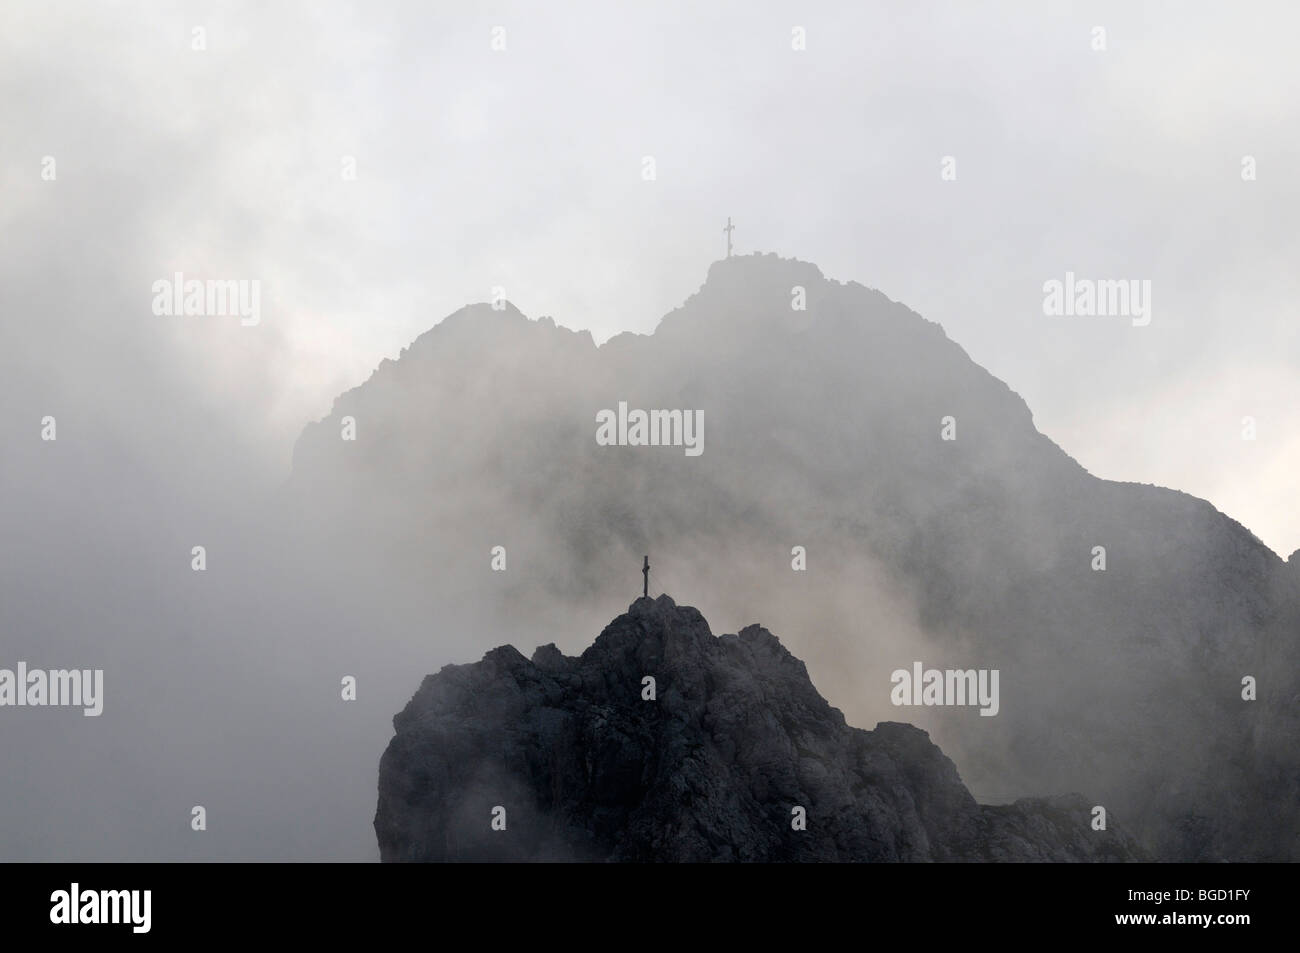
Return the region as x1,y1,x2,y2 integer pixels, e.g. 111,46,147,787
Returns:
3,0,1297,555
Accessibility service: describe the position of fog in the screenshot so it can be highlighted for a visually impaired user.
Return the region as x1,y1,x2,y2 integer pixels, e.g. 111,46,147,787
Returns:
1,1,1297,861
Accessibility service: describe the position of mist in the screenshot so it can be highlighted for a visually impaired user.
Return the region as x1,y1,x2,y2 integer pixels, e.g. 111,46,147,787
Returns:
1,1,1297,863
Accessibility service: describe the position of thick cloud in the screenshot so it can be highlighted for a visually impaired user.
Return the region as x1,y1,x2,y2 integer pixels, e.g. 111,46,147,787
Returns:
0,0,1296,860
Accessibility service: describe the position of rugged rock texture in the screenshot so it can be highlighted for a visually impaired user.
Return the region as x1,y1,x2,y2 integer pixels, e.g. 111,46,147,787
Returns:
375,595,1141,862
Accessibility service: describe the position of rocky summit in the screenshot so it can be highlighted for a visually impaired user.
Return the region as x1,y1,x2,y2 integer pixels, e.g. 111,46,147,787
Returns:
297,254,1300,862
375,595,1140,862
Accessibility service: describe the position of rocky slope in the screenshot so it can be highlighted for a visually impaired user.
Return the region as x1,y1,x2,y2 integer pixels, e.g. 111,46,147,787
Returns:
375,595,1141,862
294,253,1298,861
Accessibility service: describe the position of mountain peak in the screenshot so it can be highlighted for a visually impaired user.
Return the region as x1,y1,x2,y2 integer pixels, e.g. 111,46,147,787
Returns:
704,250,826,284
374,599,1141,862
292,252,1297,862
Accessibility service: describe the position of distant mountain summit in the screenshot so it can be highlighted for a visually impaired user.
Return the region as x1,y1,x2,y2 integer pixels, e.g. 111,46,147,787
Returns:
292,253,1299,861
375,595,1141,862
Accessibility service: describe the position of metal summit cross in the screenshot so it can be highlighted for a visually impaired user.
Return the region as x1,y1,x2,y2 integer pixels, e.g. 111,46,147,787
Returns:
723,217,735,257
642,555,650,597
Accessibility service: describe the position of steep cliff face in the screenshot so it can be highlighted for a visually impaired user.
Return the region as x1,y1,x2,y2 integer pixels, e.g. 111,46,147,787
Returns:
375,595,1140,862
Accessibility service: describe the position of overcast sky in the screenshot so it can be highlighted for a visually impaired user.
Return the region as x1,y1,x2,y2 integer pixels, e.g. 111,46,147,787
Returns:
3,0,1297,556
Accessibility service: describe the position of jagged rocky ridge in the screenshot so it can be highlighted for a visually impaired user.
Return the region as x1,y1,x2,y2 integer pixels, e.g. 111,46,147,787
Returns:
375,595,1140,862
293,253,1299,861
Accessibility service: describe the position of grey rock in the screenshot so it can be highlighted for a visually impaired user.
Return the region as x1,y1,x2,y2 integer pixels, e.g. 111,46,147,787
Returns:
375,595,1141,862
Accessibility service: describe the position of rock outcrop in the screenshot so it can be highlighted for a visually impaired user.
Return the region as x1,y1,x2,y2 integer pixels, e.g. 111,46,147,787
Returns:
375,595,1140,862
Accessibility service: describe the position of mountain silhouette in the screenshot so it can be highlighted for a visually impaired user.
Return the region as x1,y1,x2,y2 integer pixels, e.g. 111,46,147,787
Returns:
375,594,1141,862
289,252,1300,862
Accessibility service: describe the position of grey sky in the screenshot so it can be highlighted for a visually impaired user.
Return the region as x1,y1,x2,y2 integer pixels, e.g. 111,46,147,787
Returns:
3,0,1297,563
